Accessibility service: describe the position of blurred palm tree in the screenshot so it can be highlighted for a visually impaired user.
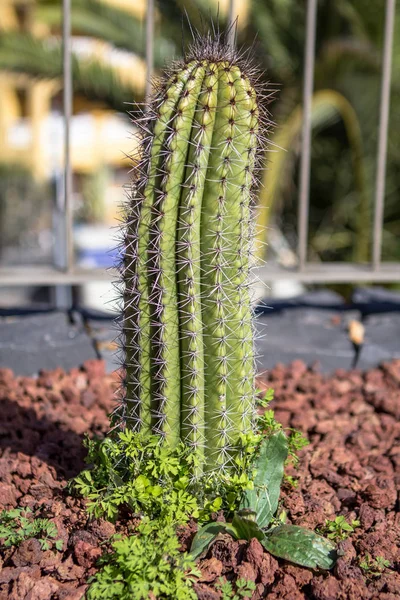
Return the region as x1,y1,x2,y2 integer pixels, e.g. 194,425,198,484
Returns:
242,0,399,264
0,30,140,112
0,0,222,111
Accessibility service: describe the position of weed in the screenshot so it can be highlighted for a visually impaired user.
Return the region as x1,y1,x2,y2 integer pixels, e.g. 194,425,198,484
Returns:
74,392,335,600
287,430,309,468
359,553,391,577
257,388,308,489
215,577,256,599
321,516,360,541
0,507,63,551
86,519,200,600
72,430,257,524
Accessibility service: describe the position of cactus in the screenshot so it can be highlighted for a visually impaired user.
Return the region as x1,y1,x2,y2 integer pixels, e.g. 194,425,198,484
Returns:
120,34,270,473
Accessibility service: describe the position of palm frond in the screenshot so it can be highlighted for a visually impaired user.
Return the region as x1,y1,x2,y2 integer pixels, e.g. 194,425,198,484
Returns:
37,0,176,67
0,32,141,112
257,89,370,262
250,0,295,79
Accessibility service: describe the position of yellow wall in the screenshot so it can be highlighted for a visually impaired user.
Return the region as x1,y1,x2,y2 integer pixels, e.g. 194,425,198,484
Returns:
103,0,146,19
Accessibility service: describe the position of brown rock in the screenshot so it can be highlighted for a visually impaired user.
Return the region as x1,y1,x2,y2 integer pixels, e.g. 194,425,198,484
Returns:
356,530,399,563
359,502,376,530
236,561,257,583
334,558,363,582
81,389,96,408
52,517,68,551
198,557,223,583
57,585,87,600
283,564,313,587
73,541,102,569
372,572,400,596
15,459,32,479
363,477,397,509
337,488,357,506
25,576,59,600
244,538,264,572
89,519,116,542
259,553,279,586
14,476,30,494
252,583,266,600
8,572,36,600
0,483,20,508
209,536,238,573
62,386,80,404
283,490,305,517
193,582,220,600
56,557,85,582
270,573,306,599
336,539,357,562
311,575,341,600
0,566,41,585
83,360,105,379
176,519,198,552
39,550,60,571
0,367,14,382
29,483,52,501
12,539,43,567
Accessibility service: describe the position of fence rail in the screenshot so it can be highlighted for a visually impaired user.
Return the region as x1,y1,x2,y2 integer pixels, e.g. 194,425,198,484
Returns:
0,0,398,288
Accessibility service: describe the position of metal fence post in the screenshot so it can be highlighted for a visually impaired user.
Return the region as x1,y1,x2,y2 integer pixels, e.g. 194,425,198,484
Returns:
145,0,154,105
298,0,317,270
227,0,236,48
56,0,73,308
62,0,73,273
372,0,396,270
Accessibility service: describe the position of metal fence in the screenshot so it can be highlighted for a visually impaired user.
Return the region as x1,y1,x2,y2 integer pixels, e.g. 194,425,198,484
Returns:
0,0,398,289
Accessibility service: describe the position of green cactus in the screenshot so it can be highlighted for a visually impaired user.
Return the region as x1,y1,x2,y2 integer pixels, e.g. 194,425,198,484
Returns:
121,35,269,473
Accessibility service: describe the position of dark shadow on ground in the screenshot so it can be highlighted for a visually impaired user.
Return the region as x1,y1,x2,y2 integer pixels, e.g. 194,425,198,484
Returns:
0,396,97,479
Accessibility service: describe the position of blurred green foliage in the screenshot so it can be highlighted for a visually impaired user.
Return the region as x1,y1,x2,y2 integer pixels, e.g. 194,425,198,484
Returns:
0,0,399,265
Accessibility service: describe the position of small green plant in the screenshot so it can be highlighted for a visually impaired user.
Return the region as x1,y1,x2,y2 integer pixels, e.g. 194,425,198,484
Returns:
321,516,360,542
287,430,309,468
72,430,256,524
359,553,391,577
256,388,282,436
216,577,256,599
75,389,336,584
257,388,308,489
87,519,200,600
73,432,200,523
0,507,63,551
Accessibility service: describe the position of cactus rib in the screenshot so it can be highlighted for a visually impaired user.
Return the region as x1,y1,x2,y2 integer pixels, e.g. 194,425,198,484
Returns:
125,63,198,432
149,64,206,444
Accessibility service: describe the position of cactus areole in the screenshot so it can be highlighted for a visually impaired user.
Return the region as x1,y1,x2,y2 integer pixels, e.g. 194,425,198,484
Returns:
122,35,270,473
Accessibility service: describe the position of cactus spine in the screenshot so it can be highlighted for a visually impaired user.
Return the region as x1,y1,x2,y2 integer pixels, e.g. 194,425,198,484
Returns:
122,36,267,473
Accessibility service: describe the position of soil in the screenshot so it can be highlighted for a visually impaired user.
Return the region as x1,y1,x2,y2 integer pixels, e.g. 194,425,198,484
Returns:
0,358,399,599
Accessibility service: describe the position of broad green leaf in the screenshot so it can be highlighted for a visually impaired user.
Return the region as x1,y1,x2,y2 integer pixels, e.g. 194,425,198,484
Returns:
190,522,238,560
262,525,337,569
232,513,265,542
240,431,288,528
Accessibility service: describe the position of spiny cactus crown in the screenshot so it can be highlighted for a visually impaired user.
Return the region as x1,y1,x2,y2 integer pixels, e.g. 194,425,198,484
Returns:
117,33,272,474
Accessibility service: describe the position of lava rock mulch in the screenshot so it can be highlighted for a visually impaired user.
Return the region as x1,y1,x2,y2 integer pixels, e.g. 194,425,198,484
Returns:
0,359,399,599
